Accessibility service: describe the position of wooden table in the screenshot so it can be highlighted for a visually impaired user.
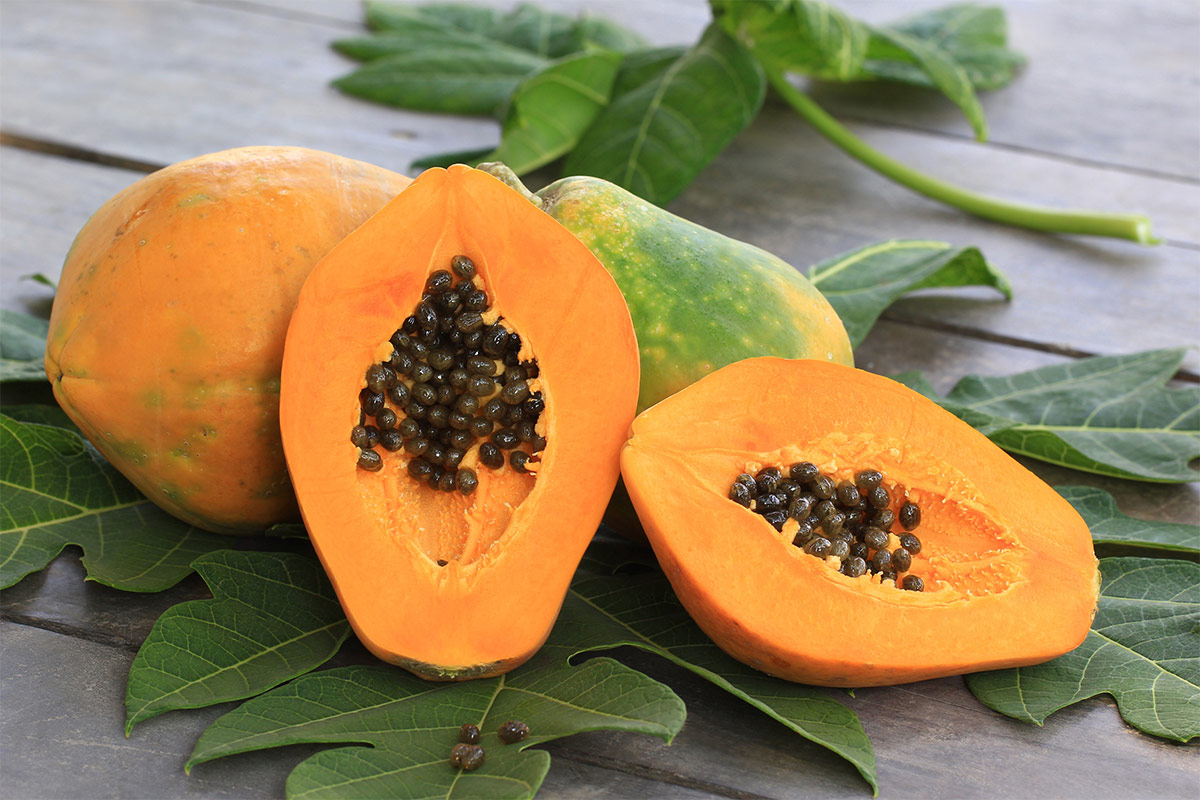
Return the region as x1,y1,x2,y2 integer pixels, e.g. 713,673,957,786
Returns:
2,1,1197,797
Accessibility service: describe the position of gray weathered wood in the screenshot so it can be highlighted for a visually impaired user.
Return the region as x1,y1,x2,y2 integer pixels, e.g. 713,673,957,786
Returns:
816,0,1200,180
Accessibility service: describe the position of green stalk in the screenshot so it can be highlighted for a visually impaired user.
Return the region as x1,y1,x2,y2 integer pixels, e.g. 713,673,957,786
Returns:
765,69,1158,245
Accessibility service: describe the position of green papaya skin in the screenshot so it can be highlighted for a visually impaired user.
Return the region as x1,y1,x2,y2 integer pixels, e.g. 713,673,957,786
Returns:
481,164,852,412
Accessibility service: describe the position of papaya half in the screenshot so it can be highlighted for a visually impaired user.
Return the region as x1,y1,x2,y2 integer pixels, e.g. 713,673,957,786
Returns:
622,357,1100,686
481,164,853,412
45,146,410,533
279,165,639,679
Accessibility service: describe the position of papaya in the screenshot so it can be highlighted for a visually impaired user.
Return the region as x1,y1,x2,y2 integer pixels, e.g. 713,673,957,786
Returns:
45,146,411,533
621,357,1100,686
480,163,854,412
279,165,638,679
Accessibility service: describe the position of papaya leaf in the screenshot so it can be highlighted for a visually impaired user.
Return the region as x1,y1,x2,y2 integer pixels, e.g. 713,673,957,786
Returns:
564,567,879,794
713,0,871,81
483,50,622,175
715,0,998,134
125,550,351,734
333,28,534,63
1,403,77,433
0,309,49,383
362,2,636,60
0,415,227,591
1056,486,1200,556
966,557,1200,742
892,349,1200,483
365,1,502,37
186,598,686,799
863,28,987,139
574,13,650,54
865,4,1026,91
807,239,1009,349
489,3,579,59
611,46,688,92
566,24,765,205
332,46,547,116
20,272,58,290
264,522,310,541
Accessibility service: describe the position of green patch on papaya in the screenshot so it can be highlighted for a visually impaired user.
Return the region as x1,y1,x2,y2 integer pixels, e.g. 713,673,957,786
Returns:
178,193,217,207
143,388,166,408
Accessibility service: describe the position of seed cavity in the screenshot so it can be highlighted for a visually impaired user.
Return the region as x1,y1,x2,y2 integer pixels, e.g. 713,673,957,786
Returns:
351,255,544,493
730,461,924,591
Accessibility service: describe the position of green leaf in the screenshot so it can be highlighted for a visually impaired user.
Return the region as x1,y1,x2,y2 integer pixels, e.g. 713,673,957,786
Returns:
893,350,1200,482
807,239,1010,349
333,28,534,63
565,568,879,794
366,1,501,36
574,14,650,53
715,0,996,134
186,596,686,798
484,50,622,174
866,4,1026,91
714,0,871,81
967,557,1200,742
566,24,765,205
0,310,49,383
1,403,77,433
490,3,578,58
264,522,310,541
864,28,987,139
21,272,58,290
1056,486,1200,555
0,414,228,591
362,2,634,60
333,47,547,115
125,550,351,734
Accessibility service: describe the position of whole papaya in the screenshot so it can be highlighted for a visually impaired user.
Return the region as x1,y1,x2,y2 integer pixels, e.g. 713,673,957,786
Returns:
45,147,411,533
481,164,852,412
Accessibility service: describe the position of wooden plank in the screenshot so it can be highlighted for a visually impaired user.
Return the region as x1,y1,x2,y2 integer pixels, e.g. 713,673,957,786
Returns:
818,0,1200,180
0,149,146,316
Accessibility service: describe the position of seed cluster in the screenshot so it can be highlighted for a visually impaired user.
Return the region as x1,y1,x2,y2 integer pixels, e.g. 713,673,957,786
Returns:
449,720,531,772
351,255,546,493
729,463,925,591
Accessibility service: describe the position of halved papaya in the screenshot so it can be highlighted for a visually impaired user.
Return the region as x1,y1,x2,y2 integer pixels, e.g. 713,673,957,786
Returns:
622,358,1099,686
279,166,639,679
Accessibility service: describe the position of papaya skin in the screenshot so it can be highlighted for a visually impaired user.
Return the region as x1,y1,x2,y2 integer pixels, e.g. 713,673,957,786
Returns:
279,165,639,679
622,358,1100,687
45,147,411,533
481,164,853,413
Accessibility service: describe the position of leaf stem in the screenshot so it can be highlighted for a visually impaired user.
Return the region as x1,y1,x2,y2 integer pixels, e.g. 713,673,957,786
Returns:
765,69,1158,245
